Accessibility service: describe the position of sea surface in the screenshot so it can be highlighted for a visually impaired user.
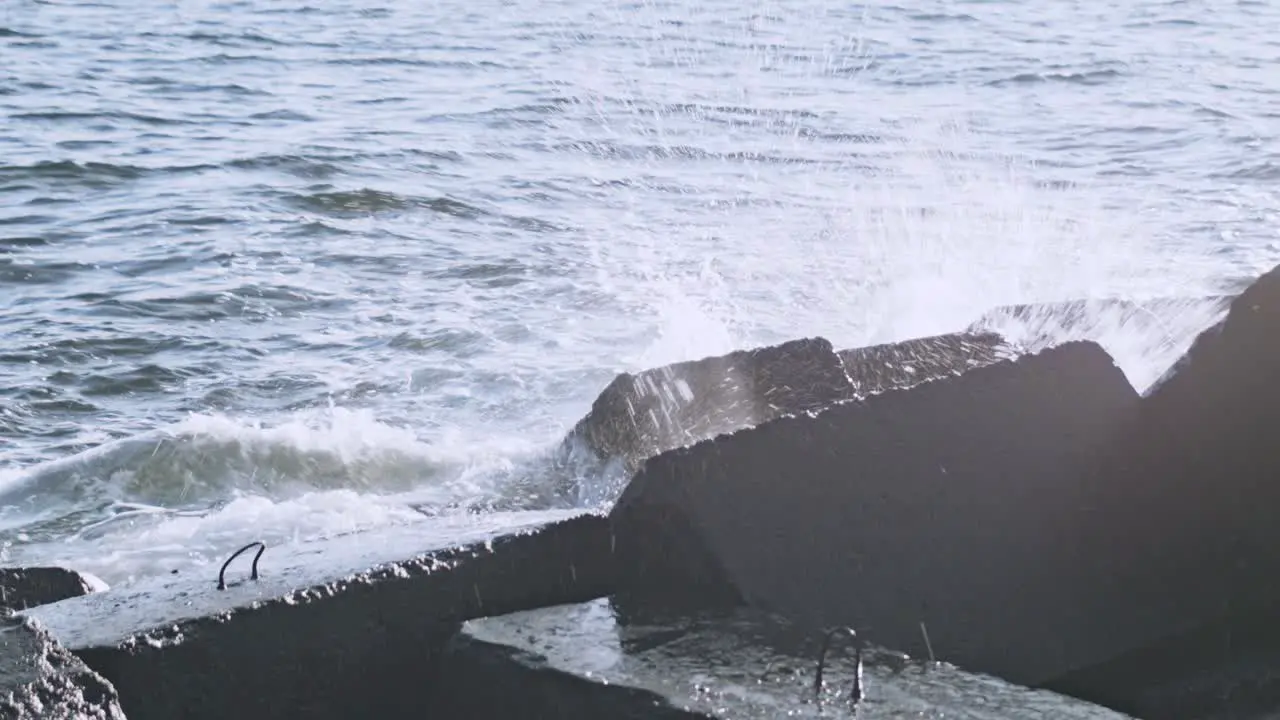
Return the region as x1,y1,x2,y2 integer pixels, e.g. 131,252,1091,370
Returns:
2,0,1278,602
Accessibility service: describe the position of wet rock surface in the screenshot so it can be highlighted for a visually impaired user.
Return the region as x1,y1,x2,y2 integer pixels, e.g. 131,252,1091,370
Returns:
450,599,1133,719
563,337,856,480
20,510,615,720
836,331,1016,397
432,633,712,719
611,341,1146,687
1,616,126,720
0,566,106,613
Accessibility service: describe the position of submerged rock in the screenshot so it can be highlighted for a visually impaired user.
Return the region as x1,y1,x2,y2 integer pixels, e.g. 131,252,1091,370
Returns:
0,616,126,720
0,566,107,613
611,341,1146,687
563,337,856,480
21,510,614,720
445,599,1133,719
836,331,1016,397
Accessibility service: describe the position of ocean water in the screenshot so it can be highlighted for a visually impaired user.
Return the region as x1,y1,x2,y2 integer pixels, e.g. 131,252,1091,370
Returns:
1,0,1277,594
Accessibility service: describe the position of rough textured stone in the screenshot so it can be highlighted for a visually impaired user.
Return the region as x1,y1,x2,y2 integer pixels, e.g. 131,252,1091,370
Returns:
836,331,1016,397
611,341,1145,687
22,510,615,720
0,567,107,613
1,616,126,720
563,337,856,478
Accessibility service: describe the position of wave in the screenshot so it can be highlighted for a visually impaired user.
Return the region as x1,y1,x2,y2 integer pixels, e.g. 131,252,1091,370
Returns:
988,67,1126,87
280,188,486,218
0,407,578,571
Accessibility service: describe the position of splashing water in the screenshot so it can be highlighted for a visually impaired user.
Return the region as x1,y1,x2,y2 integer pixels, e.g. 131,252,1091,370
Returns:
2,0,1275,587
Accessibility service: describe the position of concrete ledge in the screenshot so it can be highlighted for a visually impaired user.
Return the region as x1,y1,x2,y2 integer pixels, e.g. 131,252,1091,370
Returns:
611,341,1143,686
836,331,1016,397
1,616,126,720
21,510,615,720
1,567,106,613
562,337,856,479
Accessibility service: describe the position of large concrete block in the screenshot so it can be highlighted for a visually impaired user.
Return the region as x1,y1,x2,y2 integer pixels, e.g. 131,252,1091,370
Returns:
1,567,107,613
836,331,1016,397
1,616,126,720
21,510,615,720
1038,265,1280,710
611,341,1146,687
563,337,856,479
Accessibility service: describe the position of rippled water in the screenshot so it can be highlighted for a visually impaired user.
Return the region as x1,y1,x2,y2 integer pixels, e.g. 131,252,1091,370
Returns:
2,0,1278,591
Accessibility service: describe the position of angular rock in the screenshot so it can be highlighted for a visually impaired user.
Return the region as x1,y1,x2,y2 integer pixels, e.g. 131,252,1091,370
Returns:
836,331,1016,397
1038,265,1280,707
1,567,107,613
611,341,1146,687
447,599,1133,719
21,510,615,720
563,337,856,479
1,616,126,720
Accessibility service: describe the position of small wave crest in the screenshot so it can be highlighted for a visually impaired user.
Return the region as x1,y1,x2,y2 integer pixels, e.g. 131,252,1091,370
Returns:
0,408,541,508
0,407,583,582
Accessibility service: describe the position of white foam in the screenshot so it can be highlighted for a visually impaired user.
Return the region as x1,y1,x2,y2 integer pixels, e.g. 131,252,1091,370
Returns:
12,490,426,587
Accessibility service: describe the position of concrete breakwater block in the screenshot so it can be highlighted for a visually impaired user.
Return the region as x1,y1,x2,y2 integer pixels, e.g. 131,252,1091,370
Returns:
563,337,857,477
558,332,1019,507
610,341,1147,687
1,616,126,720
1038,264,1280,712
1,566,107,613
435,599,1135,719
836,331,1016,397
20,510,615,720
